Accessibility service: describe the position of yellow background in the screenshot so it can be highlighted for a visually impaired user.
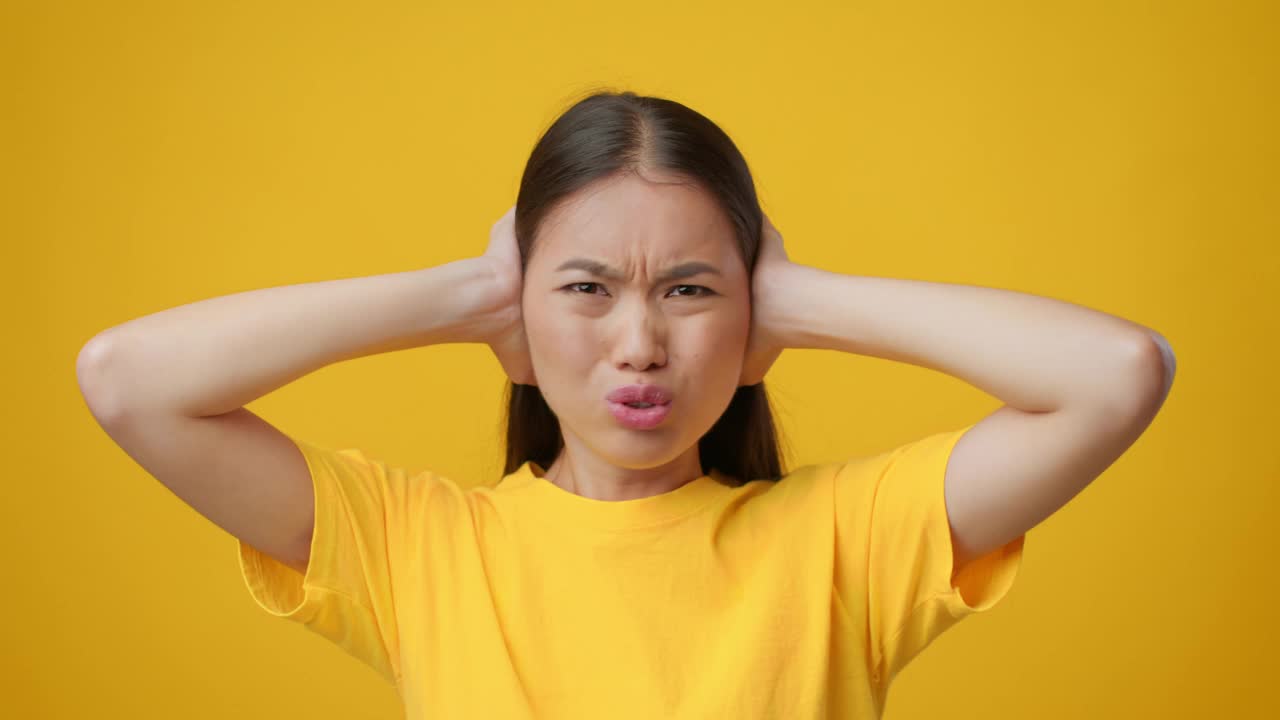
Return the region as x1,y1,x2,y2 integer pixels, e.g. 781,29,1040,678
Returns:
8,0,1275,717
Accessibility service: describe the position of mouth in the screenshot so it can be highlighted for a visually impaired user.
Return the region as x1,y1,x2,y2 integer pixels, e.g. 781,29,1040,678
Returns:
606,399,672,430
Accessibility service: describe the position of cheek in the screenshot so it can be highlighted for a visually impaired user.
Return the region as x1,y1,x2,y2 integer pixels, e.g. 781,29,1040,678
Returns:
526,303,749,369
677,311,750,364
705,306,751,345
525,309,596,367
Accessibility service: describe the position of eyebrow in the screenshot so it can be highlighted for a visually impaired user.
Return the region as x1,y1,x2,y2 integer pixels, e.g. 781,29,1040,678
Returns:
554,258,723,283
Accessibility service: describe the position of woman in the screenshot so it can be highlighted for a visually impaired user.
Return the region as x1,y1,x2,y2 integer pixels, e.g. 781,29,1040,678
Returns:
77,90,1175,718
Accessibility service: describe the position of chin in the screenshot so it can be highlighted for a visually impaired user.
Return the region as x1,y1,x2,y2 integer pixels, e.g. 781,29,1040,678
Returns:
599,433,686,465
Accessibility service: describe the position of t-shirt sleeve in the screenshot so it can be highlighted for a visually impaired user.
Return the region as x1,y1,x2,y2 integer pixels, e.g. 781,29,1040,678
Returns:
833,424,1026,690
235,436,412,687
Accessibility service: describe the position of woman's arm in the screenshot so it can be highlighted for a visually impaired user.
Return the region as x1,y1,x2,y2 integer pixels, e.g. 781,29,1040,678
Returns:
748,216,1173,576
766,262,1172,569
74,241,516,585
764,263,1164,414
77,256,507,420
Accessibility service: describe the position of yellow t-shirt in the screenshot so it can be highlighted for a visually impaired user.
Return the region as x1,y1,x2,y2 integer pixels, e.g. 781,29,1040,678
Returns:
236,424,1025,718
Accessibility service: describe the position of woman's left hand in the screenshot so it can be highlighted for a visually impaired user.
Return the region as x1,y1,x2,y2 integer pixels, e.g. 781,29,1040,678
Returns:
739,212,798,386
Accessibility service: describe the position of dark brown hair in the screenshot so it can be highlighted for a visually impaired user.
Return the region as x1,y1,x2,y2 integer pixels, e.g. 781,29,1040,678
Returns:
500,88,789,486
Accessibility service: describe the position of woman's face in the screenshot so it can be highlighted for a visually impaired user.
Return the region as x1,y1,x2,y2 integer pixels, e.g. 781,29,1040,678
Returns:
522,171,751,470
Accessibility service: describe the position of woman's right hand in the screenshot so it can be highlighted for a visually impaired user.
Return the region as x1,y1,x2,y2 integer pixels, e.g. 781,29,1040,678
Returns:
477,205,537,386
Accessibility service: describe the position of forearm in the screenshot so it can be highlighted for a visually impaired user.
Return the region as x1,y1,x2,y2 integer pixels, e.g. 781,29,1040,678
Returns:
770,263,1163,414
78,258,504,419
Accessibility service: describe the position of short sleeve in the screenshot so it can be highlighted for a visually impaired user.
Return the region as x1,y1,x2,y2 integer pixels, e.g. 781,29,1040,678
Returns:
834,424,1026,690
235,437,407,687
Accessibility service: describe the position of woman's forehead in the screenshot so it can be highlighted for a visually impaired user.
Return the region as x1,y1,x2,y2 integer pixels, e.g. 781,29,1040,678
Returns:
536,176,737,263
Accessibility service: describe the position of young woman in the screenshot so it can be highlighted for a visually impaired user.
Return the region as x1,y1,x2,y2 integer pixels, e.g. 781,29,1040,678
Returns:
77,90,1175,718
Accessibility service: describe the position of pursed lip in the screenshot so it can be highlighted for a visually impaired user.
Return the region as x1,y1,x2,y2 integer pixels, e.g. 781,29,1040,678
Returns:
605,384,674,405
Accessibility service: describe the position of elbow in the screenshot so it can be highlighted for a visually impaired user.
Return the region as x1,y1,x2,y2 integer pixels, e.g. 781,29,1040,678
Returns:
77,331,128,424
1108,331,1175,423
1147,329,1177,404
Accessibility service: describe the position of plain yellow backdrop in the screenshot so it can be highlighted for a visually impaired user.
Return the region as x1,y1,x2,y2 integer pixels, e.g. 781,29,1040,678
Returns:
7,0,1275,717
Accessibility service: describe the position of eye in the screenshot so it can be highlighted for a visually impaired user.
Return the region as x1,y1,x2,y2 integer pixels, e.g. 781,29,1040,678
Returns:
667,284,713,298
560,283,715,298
563,282,605,296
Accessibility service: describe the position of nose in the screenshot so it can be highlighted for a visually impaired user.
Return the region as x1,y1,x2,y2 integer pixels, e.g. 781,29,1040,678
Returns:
610,297,667,372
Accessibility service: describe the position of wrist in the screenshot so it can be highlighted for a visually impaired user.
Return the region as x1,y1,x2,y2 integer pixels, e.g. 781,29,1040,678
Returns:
759,261,826,351
417,257,515,345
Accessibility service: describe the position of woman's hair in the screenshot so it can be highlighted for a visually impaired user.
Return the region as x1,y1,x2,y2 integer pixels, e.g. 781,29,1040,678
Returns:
500,88,789,485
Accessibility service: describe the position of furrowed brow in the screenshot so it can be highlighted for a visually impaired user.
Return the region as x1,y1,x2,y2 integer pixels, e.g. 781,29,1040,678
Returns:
554,258,722,283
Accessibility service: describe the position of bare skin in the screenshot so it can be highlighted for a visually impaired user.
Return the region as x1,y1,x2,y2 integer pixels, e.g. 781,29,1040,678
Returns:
480,170,793,501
